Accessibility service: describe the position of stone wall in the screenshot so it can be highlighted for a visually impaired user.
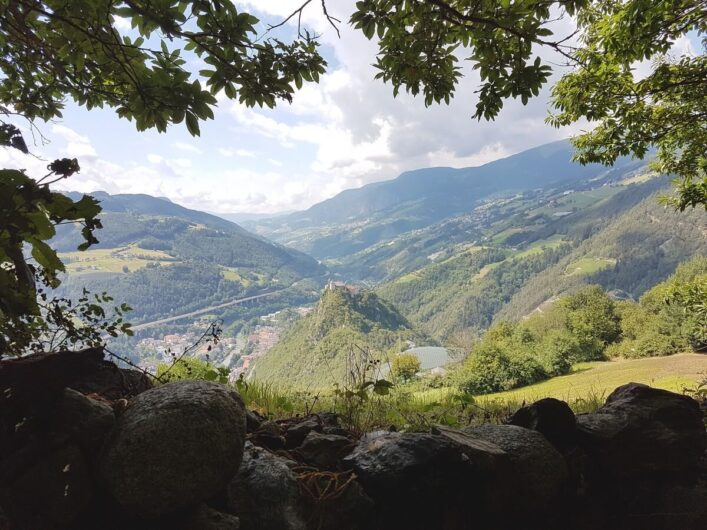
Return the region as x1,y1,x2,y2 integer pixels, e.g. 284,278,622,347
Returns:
1,350,705,529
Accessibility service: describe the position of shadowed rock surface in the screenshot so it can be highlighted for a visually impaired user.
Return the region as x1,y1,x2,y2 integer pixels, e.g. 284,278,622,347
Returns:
99,380,246,518
1,350,705,530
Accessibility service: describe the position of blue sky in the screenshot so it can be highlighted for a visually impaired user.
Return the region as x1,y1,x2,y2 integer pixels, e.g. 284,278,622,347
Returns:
1,1,700,214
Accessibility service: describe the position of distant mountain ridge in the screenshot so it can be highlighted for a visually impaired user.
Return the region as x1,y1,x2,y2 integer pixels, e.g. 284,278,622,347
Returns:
245,140,643,260
55,191,326,324
277,140,608,225
64,191,246,235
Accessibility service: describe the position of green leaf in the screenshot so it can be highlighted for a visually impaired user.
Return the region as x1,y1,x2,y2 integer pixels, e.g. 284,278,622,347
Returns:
185,112,200,136
28,238,65,274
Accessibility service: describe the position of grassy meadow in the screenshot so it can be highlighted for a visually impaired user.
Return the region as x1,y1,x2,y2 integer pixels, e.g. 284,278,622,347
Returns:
59,245,178,274
237,353,707,431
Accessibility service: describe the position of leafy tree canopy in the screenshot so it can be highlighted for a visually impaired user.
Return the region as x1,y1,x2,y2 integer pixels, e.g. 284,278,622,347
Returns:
352,0,706,209
0,0,328,355
391,352,421,382
0,0,327,135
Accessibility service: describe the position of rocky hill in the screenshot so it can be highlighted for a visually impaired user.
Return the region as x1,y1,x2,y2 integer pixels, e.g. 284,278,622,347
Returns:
250,286,432,389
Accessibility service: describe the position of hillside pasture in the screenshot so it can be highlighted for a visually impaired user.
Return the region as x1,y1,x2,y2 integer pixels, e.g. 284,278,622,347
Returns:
565,257,617,277
59,245,179,274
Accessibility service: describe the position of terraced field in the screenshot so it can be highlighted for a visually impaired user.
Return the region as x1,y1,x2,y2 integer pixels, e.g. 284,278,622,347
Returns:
565,257,617,277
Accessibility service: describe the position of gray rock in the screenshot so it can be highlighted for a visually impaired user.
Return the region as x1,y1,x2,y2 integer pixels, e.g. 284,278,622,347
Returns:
295,431,354,469
284,415,322,448
466,424,569,516
245,409,264,433
227,442,305,530
70,363,153,400
431,424,507,474
1,444,93,529
301,472,374,530
99,380,246,518
342,432,478,527
577,383,706,480
51,388,115,458
248,421,285,450
509,397,577,448
177,504,241,530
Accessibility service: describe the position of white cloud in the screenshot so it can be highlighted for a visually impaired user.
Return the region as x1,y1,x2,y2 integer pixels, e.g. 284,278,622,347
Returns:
219,147,256,158
174,141,202,154
3,1,606,214
52,125,97,158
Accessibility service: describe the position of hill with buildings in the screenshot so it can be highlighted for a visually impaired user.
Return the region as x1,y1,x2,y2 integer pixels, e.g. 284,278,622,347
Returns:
250,283,433,390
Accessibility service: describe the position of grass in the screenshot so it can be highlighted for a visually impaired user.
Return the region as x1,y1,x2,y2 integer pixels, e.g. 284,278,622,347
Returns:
525,187,620,218
412,353,706,412
511,234,567,259
220,266,250,286
481,353,706,402
191,354,707,432
621,171,656,185
60,245,178,274
565,257,617,276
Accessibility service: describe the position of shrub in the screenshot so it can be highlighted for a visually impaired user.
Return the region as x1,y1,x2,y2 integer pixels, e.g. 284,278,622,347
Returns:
156,357,229,384
561,285,621,360
391,353,421,382
535,330,577,376
605,333,685,359
460,345,545,395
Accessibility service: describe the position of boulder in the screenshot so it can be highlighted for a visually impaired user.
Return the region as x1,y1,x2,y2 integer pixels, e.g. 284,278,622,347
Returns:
245,410,265,433
509,397,577,449
576,383,706,480
0,444,93,529
248,421,285,450
69,363,153,400
342,432,480,528
50,388,115,459
298,470,374,530
466,424,569,518
99,381,246,518
227,442,305,530
431,424,508,474
294,431,354,469
284,415,323,448
177,504,241,530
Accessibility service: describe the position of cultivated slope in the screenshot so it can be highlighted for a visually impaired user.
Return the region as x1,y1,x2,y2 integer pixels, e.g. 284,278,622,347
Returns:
377,177,707,343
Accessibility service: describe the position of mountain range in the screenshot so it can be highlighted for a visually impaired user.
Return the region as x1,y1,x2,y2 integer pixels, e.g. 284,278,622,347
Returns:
54,139,707,364
242,140,644,261
54,192,325,324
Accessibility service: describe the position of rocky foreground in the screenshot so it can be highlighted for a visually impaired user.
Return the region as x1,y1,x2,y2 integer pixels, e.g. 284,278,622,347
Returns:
1,349,706,529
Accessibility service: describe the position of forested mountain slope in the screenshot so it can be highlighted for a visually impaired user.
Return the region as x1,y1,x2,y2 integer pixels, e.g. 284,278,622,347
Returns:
245,140,642,260
55,192,325,323
250,287,432,389
497,194,707,321
377,178,707,344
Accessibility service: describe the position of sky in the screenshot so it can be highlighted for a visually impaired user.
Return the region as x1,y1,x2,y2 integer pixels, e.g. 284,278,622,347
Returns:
0,1,699,214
